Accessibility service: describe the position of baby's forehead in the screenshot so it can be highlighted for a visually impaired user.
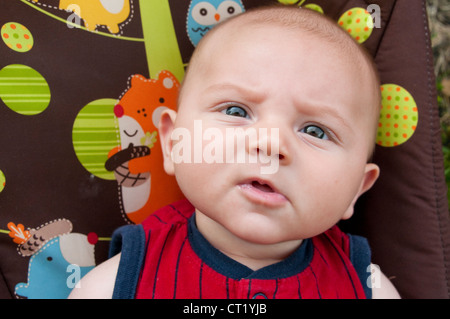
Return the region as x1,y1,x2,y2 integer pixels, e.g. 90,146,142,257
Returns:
186,8,380,108
196,10,372,71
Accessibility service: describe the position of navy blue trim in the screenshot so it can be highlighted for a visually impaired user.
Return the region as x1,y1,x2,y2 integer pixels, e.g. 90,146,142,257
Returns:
187,214,313,280
348,234,372,299
108,224,146,299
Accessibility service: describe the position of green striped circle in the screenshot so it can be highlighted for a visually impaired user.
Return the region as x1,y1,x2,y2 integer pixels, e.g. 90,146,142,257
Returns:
72,99,120,180
0,64,51,115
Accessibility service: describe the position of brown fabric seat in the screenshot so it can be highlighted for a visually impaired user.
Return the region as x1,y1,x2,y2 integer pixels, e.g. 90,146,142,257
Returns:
0,0,448,299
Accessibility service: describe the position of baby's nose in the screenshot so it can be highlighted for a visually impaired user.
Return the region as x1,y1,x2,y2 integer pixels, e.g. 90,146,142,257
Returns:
248,129,289,164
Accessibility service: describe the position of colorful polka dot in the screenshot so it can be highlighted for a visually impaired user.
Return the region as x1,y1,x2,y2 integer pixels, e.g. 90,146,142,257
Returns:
304,4,324,14
0,170,5,193
277,0,298,4
1,22,33,53
338,8,373,43
377,84,419,147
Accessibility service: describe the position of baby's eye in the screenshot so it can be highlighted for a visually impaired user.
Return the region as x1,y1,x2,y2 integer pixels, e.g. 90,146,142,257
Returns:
300,125,329,140
222,105,249,118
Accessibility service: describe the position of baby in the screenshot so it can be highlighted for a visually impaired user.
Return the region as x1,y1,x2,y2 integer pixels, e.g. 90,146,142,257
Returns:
70,5,400,299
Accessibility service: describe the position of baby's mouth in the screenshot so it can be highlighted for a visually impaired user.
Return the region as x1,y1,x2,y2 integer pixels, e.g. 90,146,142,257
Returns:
238,179,288,207
251,180,275,193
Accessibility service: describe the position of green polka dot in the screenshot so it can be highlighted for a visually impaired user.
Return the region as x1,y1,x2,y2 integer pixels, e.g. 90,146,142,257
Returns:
377,84,419,147
0,64,51,115
304,4,324,14
0,170,5,193
277,0,298,4
1,22,33,53
338,8,373,43
72,99,120,180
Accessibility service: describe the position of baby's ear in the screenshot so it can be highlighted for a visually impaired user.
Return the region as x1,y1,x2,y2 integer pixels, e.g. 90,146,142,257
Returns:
158,109,177,175
342,163,380,220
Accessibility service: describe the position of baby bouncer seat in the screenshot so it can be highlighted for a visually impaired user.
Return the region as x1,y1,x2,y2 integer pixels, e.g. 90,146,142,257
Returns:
0,0,448,299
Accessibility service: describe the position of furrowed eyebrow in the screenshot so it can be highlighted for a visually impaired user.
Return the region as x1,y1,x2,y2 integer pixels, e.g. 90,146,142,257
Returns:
298,101,355,140
203,83,266,104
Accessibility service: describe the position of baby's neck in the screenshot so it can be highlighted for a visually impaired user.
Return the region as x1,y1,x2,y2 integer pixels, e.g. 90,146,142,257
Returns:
195,212,302,271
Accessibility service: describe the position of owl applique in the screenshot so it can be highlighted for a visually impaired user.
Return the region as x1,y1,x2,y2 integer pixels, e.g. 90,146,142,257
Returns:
186,0,244,47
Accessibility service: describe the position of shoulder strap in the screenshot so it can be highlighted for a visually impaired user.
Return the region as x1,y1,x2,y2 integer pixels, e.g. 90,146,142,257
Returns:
348,234,372,299
109,224,146,299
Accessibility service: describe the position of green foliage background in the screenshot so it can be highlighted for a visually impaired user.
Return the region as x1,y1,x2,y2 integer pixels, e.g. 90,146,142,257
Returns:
428,0,450,209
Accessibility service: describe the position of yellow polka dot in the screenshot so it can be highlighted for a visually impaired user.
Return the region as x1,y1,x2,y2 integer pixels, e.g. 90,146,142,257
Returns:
377,84,419,147
338,8,373,43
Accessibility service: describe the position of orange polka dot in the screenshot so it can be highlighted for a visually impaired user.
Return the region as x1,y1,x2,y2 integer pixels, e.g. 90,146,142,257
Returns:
16,43,22,49
348,11,353,16
10,24,16,29
378,84,418,147
3,33,8,39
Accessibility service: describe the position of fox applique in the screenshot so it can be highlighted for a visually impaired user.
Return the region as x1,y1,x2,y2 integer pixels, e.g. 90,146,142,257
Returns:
106,71,184,224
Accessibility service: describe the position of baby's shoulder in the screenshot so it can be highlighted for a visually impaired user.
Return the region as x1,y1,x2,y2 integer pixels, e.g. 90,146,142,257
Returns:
68,253,121,299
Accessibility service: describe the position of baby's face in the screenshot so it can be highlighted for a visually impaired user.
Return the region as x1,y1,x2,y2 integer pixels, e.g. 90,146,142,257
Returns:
163,25,379,244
